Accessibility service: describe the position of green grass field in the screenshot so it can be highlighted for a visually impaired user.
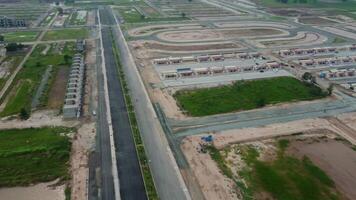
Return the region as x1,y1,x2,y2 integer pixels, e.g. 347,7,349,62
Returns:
174,77,327,116
116,7,187,23
0,42,75,117
3,31,39,43
234,140,341,200
0,127,73,187
259,0,356,17
42,28,88,41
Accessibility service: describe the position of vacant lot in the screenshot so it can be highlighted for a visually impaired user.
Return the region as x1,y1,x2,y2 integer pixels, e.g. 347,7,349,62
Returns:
0,127,73,187
2,31,39,43
211,136,346,200
47,67,69,109
116,6,186,23
0,42,75,117
174,77,327,116
42,28,88,41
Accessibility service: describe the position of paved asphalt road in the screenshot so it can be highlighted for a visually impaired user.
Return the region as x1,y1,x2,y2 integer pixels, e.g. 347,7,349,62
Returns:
99,8,147,200
110,7,190,200
96,9,116,200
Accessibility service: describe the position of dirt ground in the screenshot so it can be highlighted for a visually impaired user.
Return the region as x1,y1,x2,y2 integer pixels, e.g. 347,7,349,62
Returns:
181,113,356,200
128,23,203,37
289,137,356,200
254,31,327,48
181,137,239,200
0,180,65,200
298,17,336,25
82,39,97,118
135,40,242,52
0,110,78,129
156,28,286,42
48,66,69,109
70,123,96,200
87,10,96,26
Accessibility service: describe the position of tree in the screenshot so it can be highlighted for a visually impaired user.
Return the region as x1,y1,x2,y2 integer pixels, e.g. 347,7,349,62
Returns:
181,12,186,18
0,35,4,42
64,54,71,65
256,97,266,108
302,72,313,81
19,108,30,120
5,43,24,52
57,7,64,15
327,84,334,95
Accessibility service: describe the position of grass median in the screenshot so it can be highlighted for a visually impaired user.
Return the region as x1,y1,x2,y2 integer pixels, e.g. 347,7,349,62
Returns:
174,77,328,117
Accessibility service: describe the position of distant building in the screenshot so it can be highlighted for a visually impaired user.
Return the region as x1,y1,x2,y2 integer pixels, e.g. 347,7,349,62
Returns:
0,44,6,58
0,16,27,28
76,39,85,52
63,53,85,119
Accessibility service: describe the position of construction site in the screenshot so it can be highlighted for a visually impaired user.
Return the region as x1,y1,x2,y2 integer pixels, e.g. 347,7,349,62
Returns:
123,0,356,199
1,0,356,199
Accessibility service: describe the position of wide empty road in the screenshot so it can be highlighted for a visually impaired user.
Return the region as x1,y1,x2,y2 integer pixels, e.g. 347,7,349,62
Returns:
99,8,147,200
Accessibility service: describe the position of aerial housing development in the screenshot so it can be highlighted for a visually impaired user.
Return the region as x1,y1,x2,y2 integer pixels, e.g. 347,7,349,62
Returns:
0,0,356,200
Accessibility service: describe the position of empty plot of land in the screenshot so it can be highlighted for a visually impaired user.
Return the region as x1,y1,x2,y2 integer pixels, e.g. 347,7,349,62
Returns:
137,40,243,52
289,138,356,200
2,31,39,43
174,77,327,116
128,23,203,37
47,67,69,109
253,32,327,48
298,17,336,25
42,28,88,41
321,27,356,40
157,28,287,42
214,21,294,29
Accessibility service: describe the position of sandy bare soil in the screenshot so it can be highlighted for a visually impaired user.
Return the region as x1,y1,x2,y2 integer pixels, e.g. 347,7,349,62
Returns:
181,137,239,200
298,17,336,25
128,23,203,37
0,180,65,200
252,31,327,48
214,21,295,29
181,113,356,200
0,110,78,129
156,28,287,43
289,138,356,200
87,10,96,26
48,67,69,109
82,39,97,118
132,40,243,53
70,123,96,200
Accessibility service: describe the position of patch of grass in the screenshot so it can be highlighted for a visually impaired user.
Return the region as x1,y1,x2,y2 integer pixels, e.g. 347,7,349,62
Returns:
206,145,234,179
0,81,32,117
0,42,75,117
116,6,188,23
3,31,39,43
42,28,88,41
174,77,327,116
302,156,334,187
332,37,347,44
237,143,341,200
0,127,73,187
